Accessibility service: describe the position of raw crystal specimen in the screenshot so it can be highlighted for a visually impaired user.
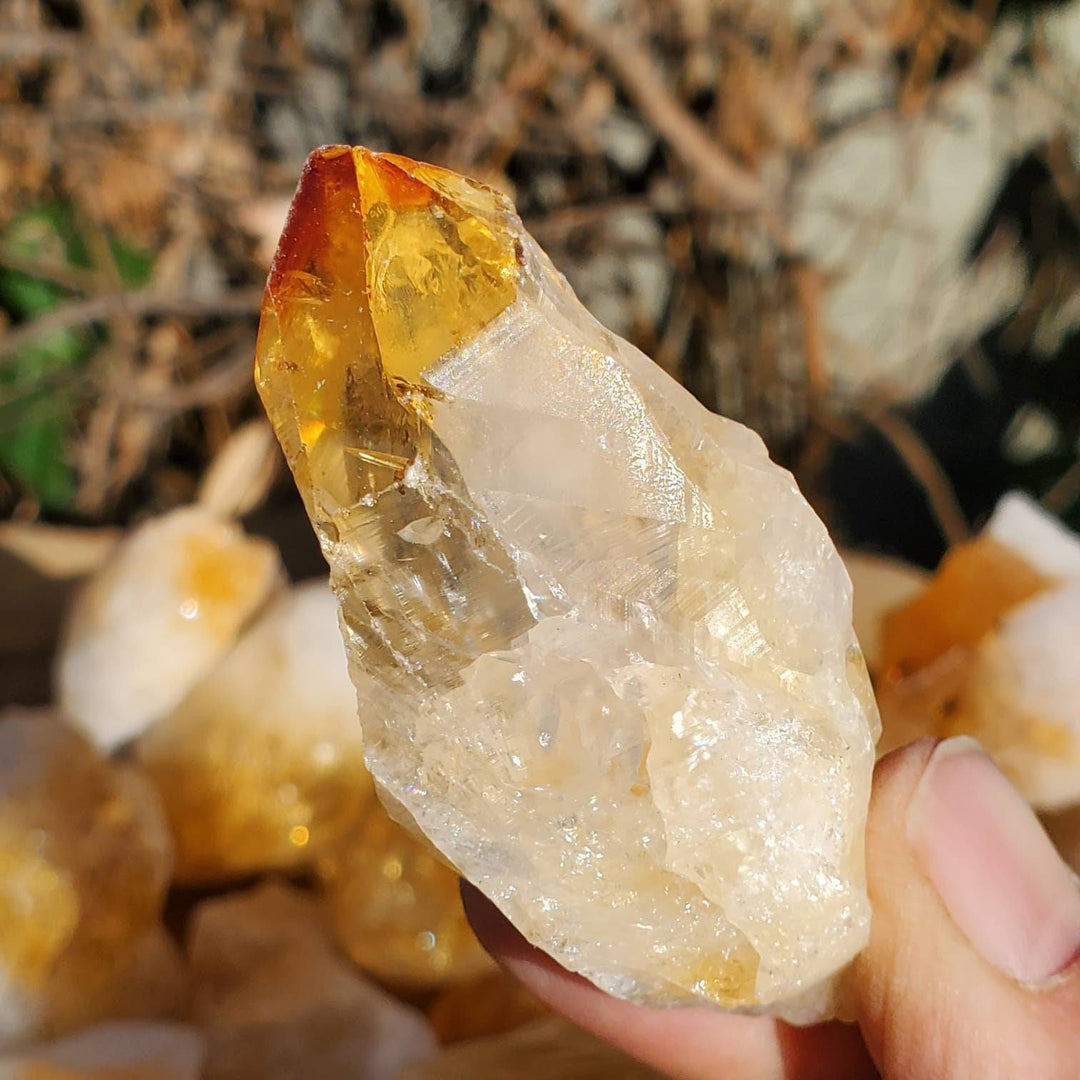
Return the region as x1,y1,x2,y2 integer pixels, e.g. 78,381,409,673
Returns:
0,711,174,1047
256,146,880,1021
398,1018,663,1080
188,880,436,1080
878,499,1080,807
0,1021,205,1080
57,507,283,750
317,799,492,987
138,581,372,883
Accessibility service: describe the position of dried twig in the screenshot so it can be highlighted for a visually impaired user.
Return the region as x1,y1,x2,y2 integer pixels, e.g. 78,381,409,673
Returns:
541,0,766,214
0,289,262,364
860,406,971,547
1043,461,1080,517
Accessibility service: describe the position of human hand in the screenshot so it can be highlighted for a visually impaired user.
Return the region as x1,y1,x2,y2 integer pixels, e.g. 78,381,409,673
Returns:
463,738,1080,1079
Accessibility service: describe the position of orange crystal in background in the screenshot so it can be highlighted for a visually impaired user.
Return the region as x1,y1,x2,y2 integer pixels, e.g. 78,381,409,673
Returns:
879,535,1050,680
137,582,373,885
0,711,177,1046
316,800,493,989
876,529,1080,808
876,535,1053,757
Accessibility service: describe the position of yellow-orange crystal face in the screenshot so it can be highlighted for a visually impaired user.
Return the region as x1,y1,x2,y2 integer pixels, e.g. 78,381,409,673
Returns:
255,146,518,515
880,536,1050,680
256,147,880,1023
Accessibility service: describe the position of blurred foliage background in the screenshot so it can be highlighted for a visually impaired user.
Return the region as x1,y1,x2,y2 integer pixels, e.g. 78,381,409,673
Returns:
1,0,1078,571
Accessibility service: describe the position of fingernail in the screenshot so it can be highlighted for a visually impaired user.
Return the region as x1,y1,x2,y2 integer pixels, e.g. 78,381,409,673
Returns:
908,736,1080,984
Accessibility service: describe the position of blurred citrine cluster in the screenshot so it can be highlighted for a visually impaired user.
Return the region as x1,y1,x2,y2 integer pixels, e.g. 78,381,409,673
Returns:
0,422,633,1080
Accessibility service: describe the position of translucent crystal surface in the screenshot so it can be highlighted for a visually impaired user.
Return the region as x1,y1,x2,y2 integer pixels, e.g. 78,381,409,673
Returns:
256,146,879,1020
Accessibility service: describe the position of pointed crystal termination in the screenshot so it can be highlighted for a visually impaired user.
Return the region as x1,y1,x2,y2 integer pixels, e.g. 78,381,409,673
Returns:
256,146,880,1022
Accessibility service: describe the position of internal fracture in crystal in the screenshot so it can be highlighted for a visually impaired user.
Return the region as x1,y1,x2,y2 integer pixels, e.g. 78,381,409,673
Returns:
256,147,879,1021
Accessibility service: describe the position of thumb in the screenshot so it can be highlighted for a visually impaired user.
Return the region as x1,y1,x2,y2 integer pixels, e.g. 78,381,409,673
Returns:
852,737,1080,1079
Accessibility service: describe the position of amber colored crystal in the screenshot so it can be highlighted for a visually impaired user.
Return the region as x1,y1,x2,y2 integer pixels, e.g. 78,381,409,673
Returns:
880,536,1050,679
255,145,519,513
316,801,492,988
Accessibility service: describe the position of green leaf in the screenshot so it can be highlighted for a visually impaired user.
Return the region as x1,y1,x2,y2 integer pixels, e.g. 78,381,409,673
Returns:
0,269,66,319
109,235,154,288
0,410,76,510
2,203,90,268
0,201,154,509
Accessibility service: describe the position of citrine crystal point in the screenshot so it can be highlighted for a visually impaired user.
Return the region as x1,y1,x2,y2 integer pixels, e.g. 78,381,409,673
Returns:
256,149,879,1023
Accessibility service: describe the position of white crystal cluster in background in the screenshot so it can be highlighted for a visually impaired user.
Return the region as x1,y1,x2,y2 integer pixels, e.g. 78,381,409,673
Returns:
256,147,881,1022
56,506,283,750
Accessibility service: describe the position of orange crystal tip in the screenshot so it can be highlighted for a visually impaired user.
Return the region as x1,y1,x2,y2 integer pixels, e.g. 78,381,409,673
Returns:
254,147,523,513
260,145,521,386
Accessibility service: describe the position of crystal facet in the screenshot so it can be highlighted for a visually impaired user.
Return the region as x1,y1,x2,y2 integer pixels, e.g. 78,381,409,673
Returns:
256,147,879,1021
